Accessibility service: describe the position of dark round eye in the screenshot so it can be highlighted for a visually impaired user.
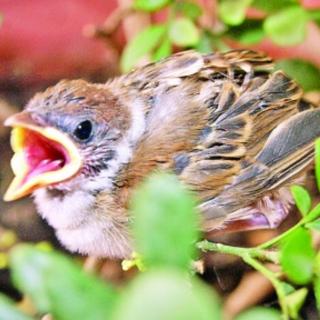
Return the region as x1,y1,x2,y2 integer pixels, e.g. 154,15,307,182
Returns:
73,120,93,141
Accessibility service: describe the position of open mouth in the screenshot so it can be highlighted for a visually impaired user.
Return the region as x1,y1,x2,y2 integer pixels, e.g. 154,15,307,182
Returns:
3,113,82,201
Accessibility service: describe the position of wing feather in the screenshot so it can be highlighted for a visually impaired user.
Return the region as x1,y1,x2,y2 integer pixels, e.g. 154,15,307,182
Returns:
114,50,319,227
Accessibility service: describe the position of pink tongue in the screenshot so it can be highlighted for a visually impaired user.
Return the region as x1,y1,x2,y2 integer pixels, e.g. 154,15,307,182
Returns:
26,159,64,181
21,130,67,184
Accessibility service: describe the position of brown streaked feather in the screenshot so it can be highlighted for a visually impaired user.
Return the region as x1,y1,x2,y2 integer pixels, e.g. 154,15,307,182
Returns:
113,49,319,230
116,91,210,198
201,107,320,223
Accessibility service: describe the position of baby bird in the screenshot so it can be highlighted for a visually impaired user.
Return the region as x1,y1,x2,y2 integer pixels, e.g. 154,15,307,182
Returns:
3,50,320,258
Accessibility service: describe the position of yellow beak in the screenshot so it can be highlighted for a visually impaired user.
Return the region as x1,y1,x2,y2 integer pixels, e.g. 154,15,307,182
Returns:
3,112,82,201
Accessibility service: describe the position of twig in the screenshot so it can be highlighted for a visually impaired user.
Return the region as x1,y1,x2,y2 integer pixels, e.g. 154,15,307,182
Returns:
197,240,279,264
83,7,134,40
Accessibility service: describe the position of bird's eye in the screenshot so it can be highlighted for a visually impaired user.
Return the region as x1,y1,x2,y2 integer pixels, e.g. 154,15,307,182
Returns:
73,120,93,141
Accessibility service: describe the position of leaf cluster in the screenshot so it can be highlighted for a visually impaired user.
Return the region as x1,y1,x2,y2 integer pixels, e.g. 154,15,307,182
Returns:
121,0,320,92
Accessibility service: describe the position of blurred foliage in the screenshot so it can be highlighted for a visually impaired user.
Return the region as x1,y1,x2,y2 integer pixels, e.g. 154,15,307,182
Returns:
112,269,221,320
121,0,319,92
263,6,308,46
131,173,199,270
0,294,32,320
276,59,320,92
9,245,118,320
0,174,222,320
121,25,167,73
280,228,315,285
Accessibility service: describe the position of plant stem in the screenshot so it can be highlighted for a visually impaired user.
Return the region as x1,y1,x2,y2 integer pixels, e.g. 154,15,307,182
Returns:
243,256,289,320
257,221,303,249
197,240,279,264
197,240,288,319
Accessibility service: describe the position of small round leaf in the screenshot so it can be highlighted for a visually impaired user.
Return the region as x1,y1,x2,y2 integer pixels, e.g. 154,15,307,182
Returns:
121,25,166,72
219,0,253,26
175,1,202,20
263,6,308,46
280,228,315,285
169,18,199,47
290,185,311,216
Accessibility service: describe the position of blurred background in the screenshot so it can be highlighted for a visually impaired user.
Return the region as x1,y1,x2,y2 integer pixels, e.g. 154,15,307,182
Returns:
0,0,319,318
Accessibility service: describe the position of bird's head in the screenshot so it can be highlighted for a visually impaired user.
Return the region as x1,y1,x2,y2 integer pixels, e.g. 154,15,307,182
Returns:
3,79,134,202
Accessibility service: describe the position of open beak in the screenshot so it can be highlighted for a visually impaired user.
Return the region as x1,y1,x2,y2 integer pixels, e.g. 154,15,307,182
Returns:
3,112,82,201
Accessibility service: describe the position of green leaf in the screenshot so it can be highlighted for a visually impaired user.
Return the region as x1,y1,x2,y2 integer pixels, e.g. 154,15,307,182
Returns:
316,138,320,192
281,281,296,295
9,245,118,320
219,0,253,26
169,17,199,47
152,37,172,61
131,172,200,270
134,0,171,11
112,269,221,320
0,295,32,320
252,0,298,13
306,219,320,231
276,59,320,92
291,185,311,216
306,203,320,223
280,228,315,285
227,19,265,45
235,307,281,320
212,38,231,52
284,288,308,319
175,1,203,20
195,32,213,53
263,6,308,46
121,25,166,72
313,252,320,310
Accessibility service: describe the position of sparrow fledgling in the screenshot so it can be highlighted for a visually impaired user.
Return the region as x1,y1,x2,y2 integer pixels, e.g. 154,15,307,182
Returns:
4,50,320,258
